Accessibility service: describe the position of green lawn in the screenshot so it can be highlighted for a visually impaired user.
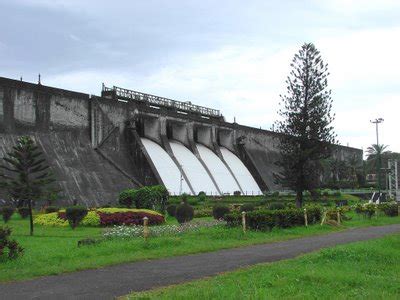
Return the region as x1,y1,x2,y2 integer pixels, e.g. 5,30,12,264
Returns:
128,233,400,299
1,212,399,283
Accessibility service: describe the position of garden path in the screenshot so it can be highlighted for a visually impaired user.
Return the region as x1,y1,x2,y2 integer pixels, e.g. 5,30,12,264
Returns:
1,223,400,300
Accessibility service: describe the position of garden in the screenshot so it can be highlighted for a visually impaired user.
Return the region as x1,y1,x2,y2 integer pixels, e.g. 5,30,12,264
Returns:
1,184,399,283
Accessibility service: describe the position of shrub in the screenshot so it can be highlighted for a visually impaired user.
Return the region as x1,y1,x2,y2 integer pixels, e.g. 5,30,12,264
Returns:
333,191,342,198
197,193,207,203
224,212,242,227
305,206,322,224
167,205,177,217
233,190,241,196
0,226,23,260
194,208,212,218
187,198,198,206
98,211,164,226
175,203,194,224
271,191,280,197
34,213,68,226
379,202,398,217
17,207,30,219
268,202,285,210
240,203,255,212
181,193,189,204
212,205,230,220
1,207,15,223
246,210,276,231
45,206,59,214
80,211,100,226
65,206,88,229
198,191,206,197
118,189,137,208
309,189,321,201
355,203,375,218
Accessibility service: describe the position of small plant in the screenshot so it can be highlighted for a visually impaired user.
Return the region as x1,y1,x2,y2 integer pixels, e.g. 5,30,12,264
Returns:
197,192,207,203
45,206,59,214
181,193,189,204
233,190,241,196
166,205,177,217
240,203,255,212
175,202,194,224
1,206,15,223
212,205,230,220
65,206,88,229
17,207,30,219
355,203,375,219
0,226,23,260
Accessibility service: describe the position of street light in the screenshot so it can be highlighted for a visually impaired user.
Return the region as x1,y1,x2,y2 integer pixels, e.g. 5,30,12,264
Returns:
370,118,384,194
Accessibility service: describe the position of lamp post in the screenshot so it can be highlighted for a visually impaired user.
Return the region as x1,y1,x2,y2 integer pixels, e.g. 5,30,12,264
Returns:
370,118,384,194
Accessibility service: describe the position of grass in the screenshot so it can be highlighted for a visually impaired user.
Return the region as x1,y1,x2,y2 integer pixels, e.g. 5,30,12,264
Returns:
127,233,400,299
1,210,399,283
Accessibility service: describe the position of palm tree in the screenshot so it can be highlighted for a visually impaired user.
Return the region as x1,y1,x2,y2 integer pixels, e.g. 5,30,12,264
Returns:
366,144,390,162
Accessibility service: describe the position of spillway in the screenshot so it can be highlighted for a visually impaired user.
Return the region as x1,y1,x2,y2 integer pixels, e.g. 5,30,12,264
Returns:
196,144,241,194
220,147,261,195
170,141,219,195
141,138,191,195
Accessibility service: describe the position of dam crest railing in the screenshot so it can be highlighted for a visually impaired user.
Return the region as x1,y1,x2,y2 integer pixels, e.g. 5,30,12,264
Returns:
102,84,221,117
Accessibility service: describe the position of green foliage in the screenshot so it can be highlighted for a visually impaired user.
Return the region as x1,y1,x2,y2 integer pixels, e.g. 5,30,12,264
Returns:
17,207,30,219
166,205,177,217
268,202,285,210
274,43,336,207
197,193,207,203
175,203,194,224
378,202,398,217
193,208,212,218
240,203,255,212
233,190,241,196
1,206,15,223
0,136,56,235
355,203,376,219
45,206,59,214
181,193,189,203
65,206,88,229
34,212,68,227
118,189,137,208
80,211,101,226
0,226,23,261
212,205,230,220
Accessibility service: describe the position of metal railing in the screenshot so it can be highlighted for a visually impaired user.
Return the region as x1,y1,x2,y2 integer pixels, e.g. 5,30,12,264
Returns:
102,84,221,117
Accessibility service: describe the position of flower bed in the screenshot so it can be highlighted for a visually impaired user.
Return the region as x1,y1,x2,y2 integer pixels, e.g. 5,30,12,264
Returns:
103,219,225,238
34,208,165,227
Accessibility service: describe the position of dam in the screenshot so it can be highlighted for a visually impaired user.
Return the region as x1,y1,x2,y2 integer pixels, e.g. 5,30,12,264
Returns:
0,77,362,206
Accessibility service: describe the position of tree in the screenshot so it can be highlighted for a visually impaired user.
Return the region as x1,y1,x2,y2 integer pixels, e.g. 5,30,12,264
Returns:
0,136,55,235
366,144,390,162
274,43,336,207
366,144,391,190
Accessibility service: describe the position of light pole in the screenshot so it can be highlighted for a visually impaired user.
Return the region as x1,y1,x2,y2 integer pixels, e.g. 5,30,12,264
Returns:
370,118,384,194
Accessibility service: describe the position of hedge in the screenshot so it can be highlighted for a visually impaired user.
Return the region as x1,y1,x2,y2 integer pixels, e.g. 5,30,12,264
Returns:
34,208,164,227
225,207,322,231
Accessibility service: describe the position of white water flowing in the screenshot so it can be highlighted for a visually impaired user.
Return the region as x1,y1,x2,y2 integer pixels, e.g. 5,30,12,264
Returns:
196,144,240,194
141,138,191,195
170,140,219,195
220,147,261,195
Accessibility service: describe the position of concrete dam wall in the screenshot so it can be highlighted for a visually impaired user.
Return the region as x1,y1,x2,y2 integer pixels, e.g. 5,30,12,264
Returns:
0,77,362,206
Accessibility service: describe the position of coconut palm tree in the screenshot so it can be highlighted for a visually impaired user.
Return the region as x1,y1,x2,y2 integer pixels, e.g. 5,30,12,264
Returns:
366,144,390,161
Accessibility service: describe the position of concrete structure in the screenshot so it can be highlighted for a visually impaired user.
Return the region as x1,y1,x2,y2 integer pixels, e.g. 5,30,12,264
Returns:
0,77,362,206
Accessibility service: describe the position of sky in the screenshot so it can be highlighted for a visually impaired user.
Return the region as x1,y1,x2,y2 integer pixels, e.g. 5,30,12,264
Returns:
1,0,400,155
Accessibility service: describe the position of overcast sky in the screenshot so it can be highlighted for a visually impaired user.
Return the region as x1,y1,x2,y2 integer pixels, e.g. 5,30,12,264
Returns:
1,0,400,154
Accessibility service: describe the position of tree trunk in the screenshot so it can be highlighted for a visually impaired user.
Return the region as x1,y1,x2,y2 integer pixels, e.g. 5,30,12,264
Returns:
28,199,34,236
296,190,303,208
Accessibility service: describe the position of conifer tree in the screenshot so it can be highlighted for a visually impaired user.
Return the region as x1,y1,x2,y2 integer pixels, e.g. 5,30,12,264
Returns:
275,43,336,207
0,136,55,235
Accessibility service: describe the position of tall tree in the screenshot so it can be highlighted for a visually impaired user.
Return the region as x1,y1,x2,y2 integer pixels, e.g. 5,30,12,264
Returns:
275,43,336,207
0,136,55,235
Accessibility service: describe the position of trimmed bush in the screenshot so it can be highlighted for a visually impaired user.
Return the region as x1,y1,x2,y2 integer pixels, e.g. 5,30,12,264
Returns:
65,206,88,229
45,206,59,214
224,212,241,227
212,205,230,220
166,205,177,217
98,211,164,226
34,213,68,227
268,202,285,210
305,206,322,224
240,203,255,212
175,203,194,224
17,207,30,219
118,189,137,208
233,190,241,196
355,203,375,218
1,207,15,223
80,211,101,226
0,226,23,260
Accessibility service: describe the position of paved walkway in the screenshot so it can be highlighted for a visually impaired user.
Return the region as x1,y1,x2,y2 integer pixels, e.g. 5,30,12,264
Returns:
1,224,400,300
